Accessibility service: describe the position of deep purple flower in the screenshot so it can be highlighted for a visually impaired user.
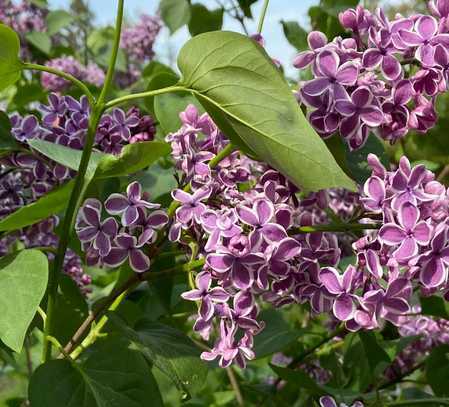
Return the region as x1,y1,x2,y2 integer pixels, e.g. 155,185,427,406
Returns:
362,28,402,80
301,50,358,97
76,199,118,257
11,115,40,142
399,15,449,65
181,271,229,321
418,224,449,287
335,86,384,139
105,181,159,226
320,265,357,321
237,198,286,244
103,233,150,272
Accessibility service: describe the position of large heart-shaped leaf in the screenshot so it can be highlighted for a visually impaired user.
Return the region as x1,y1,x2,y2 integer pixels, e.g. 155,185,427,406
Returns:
0,24,22,91
177,31,355,192
29,337,163,407
0,250,48,352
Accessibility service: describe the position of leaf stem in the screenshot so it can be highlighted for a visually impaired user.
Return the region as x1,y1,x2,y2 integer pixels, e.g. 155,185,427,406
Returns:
41,0,125,363
104,85,189,110
257,0,270,34
22,63,94,105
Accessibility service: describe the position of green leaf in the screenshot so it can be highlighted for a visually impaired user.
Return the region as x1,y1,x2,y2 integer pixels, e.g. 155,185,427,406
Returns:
29,138,103,179
159,0,191,34
0,250,48,352
358,331,391,379
154,91,204,134
142,60,176,78
52,275,88,346
188,4,223,36
426,345,449,396
29,336,163,406
145,71,179,114
110,315,207,396
0,180,74,232
0,111,19,154
25,31,52,55
269,364,326,396
178,31,356,192
345,135,388,184
421,295,449,320
28,139,170,179
46,10,74,35
253,309,302,359
0,24,22,92
96,141,171,178
280,20,308,51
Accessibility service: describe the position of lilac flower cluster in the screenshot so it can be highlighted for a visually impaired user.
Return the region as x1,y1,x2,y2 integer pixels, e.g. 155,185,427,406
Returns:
164,105,360,368
0,0,46,32
294,2,449,150
0,169,92,292
120,14,161,63
41,57,105,92
385,305,449,379
0,94,156,290
75,182,168,272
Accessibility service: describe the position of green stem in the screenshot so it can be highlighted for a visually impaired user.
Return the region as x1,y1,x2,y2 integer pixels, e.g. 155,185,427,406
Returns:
61,259,205,357
290,222,380,234
70,289,129,359
41,0,125,363
42,107,103,363
105,85,188,109
387,400,449,406
257,0,270,34
22,63,94,105
97,0,124,105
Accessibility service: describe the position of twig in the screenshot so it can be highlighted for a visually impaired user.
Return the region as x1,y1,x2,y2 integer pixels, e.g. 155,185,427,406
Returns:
437,163,449,182
226,366,245,406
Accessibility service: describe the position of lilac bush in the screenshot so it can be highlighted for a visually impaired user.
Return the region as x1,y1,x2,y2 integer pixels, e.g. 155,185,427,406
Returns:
2,0,449,406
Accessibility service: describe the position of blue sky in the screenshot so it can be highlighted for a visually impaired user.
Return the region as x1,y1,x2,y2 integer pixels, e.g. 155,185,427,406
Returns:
48,0,319,74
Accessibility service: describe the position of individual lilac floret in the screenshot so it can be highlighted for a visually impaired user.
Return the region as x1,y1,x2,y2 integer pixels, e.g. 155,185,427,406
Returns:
105,181,160,226
76,198,118,257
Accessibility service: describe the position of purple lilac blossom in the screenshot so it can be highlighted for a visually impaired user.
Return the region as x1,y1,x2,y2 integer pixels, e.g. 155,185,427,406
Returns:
41,57,105,92
294,3,449,150
76,182,168,273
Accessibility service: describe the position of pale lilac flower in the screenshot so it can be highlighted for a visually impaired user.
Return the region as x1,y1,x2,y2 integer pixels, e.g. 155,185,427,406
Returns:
379,202,431,261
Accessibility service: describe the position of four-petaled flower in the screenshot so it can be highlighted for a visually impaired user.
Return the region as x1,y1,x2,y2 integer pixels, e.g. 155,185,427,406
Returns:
379,201,431,261
105,181,160,226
